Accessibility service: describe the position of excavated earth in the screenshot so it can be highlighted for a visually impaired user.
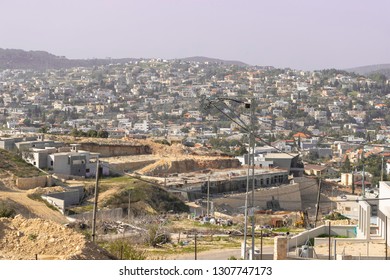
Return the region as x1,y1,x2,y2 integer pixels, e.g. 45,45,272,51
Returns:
0,215,115,260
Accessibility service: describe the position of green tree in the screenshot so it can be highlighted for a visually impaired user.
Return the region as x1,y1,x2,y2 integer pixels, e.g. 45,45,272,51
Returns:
38,126,49,134
97,130,109,138
341,157,352,173
23,118,31,126
87,130,98,138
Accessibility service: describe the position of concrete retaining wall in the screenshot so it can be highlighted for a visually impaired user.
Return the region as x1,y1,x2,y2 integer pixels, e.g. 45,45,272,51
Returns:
109,160,157,173
289,225,358,249
293,176,319,209
79,143,151,157
41,186,84,214
16,175,52,190
213,183,302,212
41,196,65,214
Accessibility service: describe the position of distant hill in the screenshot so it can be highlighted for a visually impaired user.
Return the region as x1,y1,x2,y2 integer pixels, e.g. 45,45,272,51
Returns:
0,48,139,70
179,56,249,67
0,49,249,70
345,64,390,77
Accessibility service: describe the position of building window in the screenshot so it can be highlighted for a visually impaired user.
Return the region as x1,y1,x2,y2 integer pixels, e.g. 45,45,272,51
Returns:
50,161,53,166
33,162,36,166
86,168,90,173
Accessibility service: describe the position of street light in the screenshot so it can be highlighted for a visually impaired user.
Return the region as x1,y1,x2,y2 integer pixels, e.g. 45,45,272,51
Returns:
205,96,256,260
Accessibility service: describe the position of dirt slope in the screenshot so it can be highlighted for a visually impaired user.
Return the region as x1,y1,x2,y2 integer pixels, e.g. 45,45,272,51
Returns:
0,215,115,260
0,177,68,224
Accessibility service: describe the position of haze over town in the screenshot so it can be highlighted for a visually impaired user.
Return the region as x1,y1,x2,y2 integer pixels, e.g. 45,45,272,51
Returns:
1,0,390,266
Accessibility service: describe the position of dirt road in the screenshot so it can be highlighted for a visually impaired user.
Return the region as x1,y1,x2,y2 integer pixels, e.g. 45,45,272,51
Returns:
0,179,68,224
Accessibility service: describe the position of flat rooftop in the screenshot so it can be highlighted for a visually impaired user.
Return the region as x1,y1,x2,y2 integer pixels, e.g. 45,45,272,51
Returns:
146,167,289,186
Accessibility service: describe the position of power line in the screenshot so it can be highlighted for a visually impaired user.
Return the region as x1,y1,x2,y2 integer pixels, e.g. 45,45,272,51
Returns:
203,96,390,157
208,100,299,158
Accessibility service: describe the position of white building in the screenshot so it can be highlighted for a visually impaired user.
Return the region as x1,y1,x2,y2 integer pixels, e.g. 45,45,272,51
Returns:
378,181,390,247
133,120,149,132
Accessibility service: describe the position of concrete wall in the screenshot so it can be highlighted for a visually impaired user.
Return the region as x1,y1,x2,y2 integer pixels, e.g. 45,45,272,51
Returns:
293,176,319,212
16,175,52,190
341,173,353,186
69,154,87,177
274,236,288,260
288,224,357,250
41,196,65,214
51,154,71,175
378,181,390,246
42,187,84,214
79,143,151,157
53,174,85,181
213,183,302,212
141,158,242,176
357,201,371,240
0,138,17,151
108,160,157,173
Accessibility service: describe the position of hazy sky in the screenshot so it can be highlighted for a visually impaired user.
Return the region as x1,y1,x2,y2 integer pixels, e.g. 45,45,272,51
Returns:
1,0,389,70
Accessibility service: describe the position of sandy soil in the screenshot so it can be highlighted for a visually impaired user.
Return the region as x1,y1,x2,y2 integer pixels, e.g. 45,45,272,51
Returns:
0,215,114,260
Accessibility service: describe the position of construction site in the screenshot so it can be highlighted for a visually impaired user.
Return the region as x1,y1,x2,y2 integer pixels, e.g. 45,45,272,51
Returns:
1,135,388,260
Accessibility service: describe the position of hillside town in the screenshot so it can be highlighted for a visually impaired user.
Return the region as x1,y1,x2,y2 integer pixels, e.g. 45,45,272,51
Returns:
1,58,390,260
1,60,390,180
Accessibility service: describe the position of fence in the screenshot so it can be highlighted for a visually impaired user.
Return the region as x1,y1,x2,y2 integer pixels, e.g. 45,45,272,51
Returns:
68,208,123,222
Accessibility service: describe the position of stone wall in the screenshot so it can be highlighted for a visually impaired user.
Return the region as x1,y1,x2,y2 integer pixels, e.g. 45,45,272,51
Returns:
16,175,52,190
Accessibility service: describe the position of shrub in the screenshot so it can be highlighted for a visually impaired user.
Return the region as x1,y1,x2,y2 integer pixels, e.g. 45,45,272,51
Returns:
102,239,147,260
0,202,16,218
146,224,171,247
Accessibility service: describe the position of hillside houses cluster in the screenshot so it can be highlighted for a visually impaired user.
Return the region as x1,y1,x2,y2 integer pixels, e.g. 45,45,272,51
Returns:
1,60,390,183
0,135,108,178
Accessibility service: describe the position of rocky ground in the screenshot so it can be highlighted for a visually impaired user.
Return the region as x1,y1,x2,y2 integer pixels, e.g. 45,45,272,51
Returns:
0,215,115,260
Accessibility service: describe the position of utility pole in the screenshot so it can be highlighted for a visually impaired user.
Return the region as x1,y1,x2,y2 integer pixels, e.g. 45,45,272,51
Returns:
328,221,331,260
194,233,198,260
260,230,263,260
385,216,388,260
362,165,365,198
91,159,100,242
243,99,253,260
128,191,131,222
381,156,384,182
361,145,365,197
314,177,321,227
207,174,210,217
250,98,256,260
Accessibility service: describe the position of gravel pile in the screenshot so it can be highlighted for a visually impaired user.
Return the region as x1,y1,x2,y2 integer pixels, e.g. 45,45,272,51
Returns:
0,215,115,260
